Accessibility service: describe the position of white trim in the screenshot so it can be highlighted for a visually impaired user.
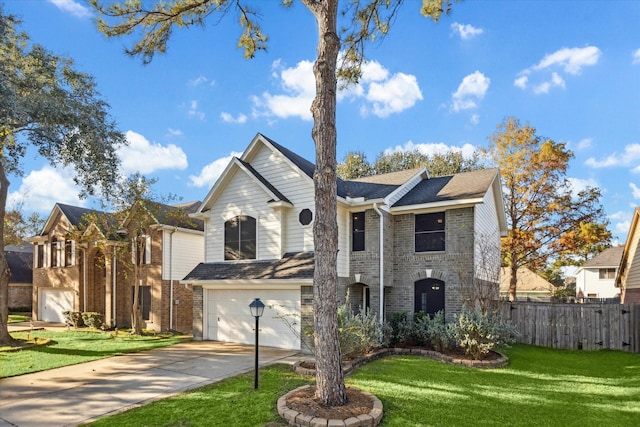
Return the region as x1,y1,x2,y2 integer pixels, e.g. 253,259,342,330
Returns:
190,280,310,290
390,199,483,214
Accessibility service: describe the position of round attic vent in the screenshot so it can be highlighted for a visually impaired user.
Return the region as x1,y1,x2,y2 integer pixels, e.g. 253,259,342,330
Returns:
299,208,313,226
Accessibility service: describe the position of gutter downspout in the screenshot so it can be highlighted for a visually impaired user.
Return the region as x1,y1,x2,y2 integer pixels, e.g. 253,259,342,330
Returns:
112,247,117,328
372,203,384,327
169,228,177,331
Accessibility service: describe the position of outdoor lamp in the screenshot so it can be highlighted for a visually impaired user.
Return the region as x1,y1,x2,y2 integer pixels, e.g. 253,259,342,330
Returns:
249,298,265,389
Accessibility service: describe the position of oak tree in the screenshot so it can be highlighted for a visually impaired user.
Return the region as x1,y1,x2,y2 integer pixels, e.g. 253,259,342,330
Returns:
484,117,609,301
0,10,126,345
92,0,455,405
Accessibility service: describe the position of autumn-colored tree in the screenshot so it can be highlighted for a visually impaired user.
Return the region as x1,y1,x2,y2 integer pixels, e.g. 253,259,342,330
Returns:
4,210,44,247
91,0,455,405
337,151,373,180
484,117,609,301
0,9,125,346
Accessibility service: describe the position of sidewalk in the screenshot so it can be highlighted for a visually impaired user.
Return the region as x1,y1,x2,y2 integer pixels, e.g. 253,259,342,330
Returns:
0,341,302,427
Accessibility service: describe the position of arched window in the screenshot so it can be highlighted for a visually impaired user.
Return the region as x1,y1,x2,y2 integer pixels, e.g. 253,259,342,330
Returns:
414,278,445,318
225,215,256,260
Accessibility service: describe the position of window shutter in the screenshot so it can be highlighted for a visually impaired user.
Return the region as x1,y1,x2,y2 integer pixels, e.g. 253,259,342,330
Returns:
44,243,50,268
144,235,151,264
70,240,76,267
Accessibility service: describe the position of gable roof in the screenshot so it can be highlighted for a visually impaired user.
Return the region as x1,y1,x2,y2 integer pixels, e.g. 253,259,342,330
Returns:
35,203,114,238
580,246,624,269
183,251,314,282
500,267,554,294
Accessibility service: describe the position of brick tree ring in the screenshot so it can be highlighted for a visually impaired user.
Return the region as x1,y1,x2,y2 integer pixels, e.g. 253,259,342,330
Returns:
277,385,383,427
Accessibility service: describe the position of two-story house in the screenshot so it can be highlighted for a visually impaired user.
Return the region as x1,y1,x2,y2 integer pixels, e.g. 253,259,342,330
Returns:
28,201,204,332
574,245,623,300
183,134,507,351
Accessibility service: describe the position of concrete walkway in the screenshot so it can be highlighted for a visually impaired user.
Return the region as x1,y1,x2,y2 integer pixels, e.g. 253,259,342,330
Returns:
0,340,302,427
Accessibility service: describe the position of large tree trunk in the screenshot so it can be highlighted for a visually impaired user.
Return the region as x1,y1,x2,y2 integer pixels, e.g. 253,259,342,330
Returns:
0,162,17,346
305,0,347,407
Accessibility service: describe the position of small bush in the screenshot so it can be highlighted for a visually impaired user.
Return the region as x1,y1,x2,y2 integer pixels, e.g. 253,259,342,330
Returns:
413,311,453,353
338,301,385,359
388,311,414,346
63,311,84,328
450,307,517,359
82,312,103,329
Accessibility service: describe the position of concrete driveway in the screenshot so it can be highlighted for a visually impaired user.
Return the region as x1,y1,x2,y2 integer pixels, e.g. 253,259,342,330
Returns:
0,341,301,427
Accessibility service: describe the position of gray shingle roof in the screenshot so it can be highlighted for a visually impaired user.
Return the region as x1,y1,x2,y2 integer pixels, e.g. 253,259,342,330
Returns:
393,168,498,207
582,246,624,268
183,252,314,281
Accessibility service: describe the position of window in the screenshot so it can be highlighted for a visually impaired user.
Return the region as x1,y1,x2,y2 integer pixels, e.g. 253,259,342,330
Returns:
132,235,151,265
415,212,445,252
132,285,151,321
50,237,59,267
599,268,616,280
35,244,45,268
352,212,365,252
225,215,256,260
64,240,75,267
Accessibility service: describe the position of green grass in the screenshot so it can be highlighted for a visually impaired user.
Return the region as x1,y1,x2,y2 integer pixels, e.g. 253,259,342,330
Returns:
0,330,186,378
88,364,311,427
8,313,30,323
86,345,640,427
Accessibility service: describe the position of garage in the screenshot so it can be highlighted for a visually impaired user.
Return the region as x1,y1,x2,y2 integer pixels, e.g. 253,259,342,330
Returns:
40,288,74,323
205,288,301,350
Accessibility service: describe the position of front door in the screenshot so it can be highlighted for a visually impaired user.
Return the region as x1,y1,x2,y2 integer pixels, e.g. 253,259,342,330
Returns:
414,278,445,317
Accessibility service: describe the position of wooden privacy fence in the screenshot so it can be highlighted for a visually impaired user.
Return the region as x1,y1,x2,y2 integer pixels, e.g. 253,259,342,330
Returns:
498,302,640,352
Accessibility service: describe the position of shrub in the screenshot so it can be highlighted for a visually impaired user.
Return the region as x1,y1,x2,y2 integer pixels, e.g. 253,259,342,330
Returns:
338,301,385,359
81,312,103,329
450,307,517,359
388,311,414,346
63,311,84,328
413,311,453,353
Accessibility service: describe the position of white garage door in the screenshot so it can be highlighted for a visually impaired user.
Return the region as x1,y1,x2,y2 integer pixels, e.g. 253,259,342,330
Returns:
40,288,74,323
206,289,301,350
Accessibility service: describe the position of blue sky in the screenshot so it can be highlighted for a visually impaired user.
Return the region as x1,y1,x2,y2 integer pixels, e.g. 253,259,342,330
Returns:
5,0,640,243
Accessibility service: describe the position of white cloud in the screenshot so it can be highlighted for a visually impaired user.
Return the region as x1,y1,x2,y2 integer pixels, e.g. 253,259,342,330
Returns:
252,58,422,121
630,182,640,199
576,138,593,150
188,76,211,87
220,112,248,124
451,22,484,40
167,128,183,136
532,46,601,75
47,0,91,18
516,46,600,94
366,73,423,118
188,152,243,188
188,100,205,120
470,114,480,125
513,75,528,89
567,177,598,197
451,71,490,112
585,144,640,169
8,166,85,213
633,48,640,64
117,130,188,174
384,140,477,159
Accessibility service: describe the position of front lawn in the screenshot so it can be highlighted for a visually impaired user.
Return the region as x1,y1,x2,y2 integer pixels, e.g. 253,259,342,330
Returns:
0,330,187,378
86,344,640,426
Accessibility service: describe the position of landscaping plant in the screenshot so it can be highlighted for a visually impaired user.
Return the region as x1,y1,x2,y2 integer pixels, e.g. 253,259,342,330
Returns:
337,300,386,359
450,306,517,359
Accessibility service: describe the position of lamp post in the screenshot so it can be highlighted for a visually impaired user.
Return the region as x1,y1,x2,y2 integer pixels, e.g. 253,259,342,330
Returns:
249,298,265,389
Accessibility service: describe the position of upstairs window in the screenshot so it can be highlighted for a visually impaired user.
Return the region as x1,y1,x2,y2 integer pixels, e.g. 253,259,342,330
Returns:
50,237,59,267
598,268,615,280
35,243,45,268
132,235,152,265
352,212,365,252
415,212,445,252
225,215,256,260
65,240,75,267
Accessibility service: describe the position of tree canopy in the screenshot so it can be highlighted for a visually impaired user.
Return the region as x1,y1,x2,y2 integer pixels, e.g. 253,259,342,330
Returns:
338,147,482,179
91,0,455,406
484,117,610,301
0,8,126,345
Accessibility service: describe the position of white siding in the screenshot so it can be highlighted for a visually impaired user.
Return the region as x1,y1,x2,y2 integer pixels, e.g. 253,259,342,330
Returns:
337,203,350,277
576,268,619,298
250,145,316,254
474,188,501,274
163,230,204,280
204,167,282,261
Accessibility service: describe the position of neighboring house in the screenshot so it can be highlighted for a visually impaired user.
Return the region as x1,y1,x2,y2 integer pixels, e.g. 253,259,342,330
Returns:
500,267,554,301
183,133,507,351
28,201,204,332
574,246,623,300
6,243,33,311
616,208,640,304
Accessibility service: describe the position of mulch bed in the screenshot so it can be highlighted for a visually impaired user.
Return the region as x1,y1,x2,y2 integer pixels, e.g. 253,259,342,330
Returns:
286,386,374,420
